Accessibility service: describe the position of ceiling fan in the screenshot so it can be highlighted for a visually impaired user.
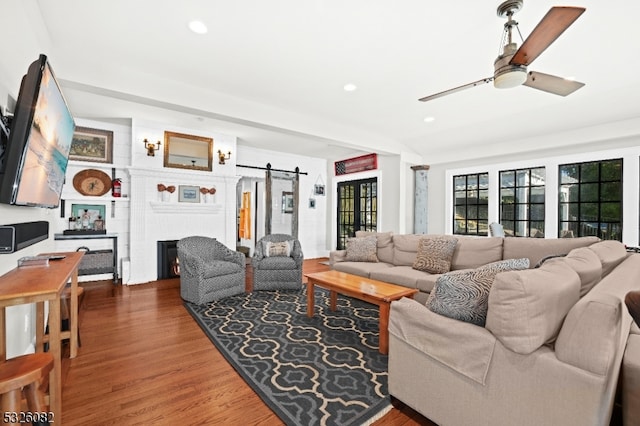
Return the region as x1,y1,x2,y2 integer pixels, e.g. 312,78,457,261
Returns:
419,0,585,102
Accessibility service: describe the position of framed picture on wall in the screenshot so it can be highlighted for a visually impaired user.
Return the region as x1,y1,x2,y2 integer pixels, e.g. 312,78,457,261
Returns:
69,126,113,163
314,184,325,196
282,191,294,213
309,198,316,209
178,185,200,203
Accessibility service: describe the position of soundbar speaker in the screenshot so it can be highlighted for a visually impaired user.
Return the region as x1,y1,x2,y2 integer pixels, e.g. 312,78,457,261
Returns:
0,221,49,253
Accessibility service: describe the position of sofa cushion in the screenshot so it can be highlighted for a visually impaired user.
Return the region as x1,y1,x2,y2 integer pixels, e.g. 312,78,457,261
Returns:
450,237,503,270
545,247,602,297
370,266,425,289
588,240,628,277
355,231,394,264
344,235,378,262
392,234,422,266
502,236,600,267
412,235,458,274
332,261,393,278
485,260,580,354
425,258,529,326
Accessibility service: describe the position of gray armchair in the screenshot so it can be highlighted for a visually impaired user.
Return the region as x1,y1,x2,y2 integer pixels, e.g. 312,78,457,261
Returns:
252,234,303,291
177,236,246,304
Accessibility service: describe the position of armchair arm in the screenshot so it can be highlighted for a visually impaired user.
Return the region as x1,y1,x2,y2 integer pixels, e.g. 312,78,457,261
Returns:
178,250,206,279
218,244,246,268
329,250,347,266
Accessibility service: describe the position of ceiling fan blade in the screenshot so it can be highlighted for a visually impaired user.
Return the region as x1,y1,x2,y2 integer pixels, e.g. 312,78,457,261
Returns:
419,77,493,102
523,71,585,96
510,6,585,66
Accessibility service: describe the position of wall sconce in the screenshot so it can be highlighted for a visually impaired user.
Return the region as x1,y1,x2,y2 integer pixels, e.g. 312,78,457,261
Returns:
217,149,231,165
143,138,161,156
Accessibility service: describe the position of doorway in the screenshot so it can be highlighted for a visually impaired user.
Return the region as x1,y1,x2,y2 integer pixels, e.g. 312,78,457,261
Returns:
336,178,377,249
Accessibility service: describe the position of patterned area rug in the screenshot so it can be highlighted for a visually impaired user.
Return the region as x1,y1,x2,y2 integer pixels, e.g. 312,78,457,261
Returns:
184,288,391,426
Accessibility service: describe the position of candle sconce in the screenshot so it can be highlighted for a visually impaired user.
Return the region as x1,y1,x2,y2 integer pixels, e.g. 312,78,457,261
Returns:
143,138,162,156
217,150,231,165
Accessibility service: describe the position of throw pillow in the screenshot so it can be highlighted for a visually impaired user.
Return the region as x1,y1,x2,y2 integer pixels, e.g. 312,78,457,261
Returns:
425,258,530,326
264,241,291,257
412,236,458,274
344,235,378,262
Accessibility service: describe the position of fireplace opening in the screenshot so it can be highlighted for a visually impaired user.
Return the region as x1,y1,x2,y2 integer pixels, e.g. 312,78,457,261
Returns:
157,240,180,280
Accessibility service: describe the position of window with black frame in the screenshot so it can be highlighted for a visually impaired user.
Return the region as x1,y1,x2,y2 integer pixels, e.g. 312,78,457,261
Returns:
558,158,622,240
499,167,546,237
453,172,488,236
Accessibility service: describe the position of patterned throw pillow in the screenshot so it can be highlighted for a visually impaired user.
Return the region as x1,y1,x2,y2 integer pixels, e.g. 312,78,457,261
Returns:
425,258,530,326
264,241,292,257
344,235,378,262
412,236,458,274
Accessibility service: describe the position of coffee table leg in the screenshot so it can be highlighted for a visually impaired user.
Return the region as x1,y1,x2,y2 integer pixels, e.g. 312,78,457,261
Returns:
379,302,390,355
306,281,315,317
330,290,338,311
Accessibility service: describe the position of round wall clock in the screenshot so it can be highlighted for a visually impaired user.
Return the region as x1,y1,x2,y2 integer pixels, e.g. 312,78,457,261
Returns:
72,169,112,196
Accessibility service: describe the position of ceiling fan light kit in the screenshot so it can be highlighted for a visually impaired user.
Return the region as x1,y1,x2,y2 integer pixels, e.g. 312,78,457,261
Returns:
419,1,586,102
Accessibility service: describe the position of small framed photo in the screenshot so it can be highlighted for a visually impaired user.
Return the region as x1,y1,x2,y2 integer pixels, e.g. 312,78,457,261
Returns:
309,198,316,209
179,185,200,203
69,126,114,163
314,184,325,196
282,191,294,213
71,204,106,228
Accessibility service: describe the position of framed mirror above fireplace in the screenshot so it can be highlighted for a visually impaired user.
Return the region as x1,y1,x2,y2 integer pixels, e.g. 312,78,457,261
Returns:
163,131,213,171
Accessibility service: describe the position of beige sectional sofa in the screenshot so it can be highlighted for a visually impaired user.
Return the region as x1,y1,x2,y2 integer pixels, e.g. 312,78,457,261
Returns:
330,232,640,425
330,231,600,304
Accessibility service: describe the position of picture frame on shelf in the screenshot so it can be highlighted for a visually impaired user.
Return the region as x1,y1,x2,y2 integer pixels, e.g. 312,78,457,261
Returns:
69,126,113,163
282,191,294,213
71,203,106,229
178,185,200,203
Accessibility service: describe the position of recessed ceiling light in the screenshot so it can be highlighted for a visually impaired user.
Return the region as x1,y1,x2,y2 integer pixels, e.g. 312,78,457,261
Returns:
188,20,208,34
423,116,435,123
343,83,357,92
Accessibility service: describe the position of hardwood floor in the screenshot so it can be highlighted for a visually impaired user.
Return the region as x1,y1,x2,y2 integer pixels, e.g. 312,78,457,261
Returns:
61,258,435,425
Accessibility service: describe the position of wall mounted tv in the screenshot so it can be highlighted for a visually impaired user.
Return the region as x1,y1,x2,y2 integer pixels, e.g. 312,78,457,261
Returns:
0,54,75,208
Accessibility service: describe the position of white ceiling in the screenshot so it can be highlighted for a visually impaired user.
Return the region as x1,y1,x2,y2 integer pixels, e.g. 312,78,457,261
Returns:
3,0,640,163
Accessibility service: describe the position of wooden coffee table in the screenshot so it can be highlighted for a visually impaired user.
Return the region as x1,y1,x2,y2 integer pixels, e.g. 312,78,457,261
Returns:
305,270,418,354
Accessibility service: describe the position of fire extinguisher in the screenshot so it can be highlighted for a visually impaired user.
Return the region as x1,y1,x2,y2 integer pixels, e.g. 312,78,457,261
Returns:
112,178,122,197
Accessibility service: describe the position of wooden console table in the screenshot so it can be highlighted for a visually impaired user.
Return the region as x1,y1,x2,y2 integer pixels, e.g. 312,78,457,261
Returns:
0,251,83,420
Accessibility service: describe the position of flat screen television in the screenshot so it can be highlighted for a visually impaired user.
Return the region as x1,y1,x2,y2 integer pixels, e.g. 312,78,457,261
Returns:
0,54,75,208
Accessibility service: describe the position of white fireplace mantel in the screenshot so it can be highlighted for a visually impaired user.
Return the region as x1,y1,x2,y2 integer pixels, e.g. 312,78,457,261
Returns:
126,166,240,284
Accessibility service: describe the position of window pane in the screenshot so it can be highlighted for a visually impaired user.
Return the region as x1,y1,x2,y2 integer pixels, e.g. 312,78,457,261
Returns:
580,183,599,202
530,187,545,203
467,205,478,219
501,204,515,220
515,204,528,220
559,165,579,184
580,203,599,221
530,204,545,221
530,221,545,237
501,188,515,203
581,162,599,182
455,190,466,205
531,168,545,184
478,189,489,203
600,182,621,202
500,171,515,188
516,187,529,202
601,160,622,181
454,176,466,190
467,175,477,188
478,174,489,189
516,170,528,186
601,202,621,221
478,205,488,220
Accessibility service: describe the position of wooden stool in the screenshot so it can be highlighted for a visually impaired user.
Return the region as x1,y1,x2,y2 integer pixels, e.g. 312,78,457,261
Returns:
43,285,84,351
0,353,53,413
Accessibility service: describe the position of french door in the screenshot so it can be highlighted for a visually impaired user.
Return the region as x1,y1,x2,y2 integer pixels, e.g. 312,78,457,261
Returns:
336,178,377,249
